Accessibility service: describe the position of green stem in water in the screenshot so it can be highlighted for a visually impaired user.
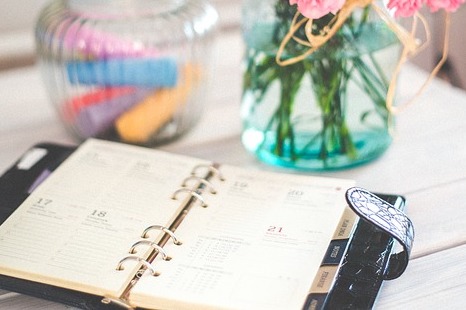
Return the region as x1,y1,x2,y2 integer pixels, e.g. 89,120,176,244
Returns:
273,62,305,160
303,55,357,163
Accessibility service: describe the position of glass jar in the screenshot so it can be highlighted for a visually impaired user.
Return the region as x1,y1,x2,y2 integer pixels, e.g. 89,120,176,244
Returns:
35,0,218,146
241,0,401,170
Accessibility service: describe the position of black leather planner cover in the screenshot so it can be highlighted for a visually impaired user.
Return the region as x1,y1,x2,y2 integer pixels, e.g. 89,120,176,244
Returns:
320,193,406,309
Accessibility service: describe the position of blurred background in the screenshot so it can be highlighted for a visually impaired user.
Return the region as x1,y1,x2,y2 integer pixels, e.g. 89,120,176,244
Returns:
0,0,464,89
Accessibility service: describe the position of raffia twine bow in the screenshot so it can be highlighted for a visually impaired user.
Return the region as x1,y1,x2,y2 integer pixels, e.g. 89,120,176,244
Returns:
276,0,451,115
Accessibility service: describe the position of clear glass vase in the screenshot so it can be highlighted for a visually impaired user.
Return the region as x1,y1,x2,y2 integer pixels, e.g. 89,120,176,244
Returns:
35,0,218,146
241,0,401,170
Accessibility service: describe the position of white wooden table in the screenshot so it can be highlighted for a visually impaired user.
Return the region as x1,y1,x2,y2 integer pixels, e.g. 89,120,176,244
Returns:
1,28,466,309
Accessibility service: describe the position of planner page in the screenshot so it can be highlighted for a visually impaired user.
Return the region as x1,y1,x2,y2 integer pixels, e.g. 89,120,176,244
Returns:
130,164,355,310
0,139,211,299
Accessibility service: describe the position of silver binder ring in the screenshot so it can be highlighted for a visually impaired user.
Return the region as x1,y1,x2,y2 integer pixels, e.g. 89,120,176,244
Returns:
191,164,225,181
172,188,207,207
182,175,217,194
116,256,159,276
141,225,182,245
129,240,171,260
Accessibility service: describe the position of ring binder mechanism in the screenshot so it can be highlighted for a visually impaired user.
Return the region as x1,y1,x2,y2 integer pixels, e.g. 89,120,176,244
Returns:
141,225,182,245
116,256,160,277
172,188,207,207
117,226,179,273
182,175,217,194
129,240,171,260
108,162,222,308
191,164,225,181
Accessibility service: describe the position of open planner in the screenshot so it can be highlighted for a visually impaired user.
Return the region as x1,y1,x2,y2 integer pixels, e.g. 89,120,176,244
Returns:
0,139,414,310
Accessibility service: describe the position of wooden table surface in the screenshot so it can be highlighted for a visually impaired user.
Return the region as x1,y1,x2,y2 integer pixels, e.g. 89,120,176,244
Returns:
1,28,466,309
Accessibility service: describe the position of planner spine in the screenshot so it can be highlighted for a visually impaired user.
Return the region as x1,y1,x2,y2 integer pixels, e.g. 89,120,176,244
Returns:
102,163,224,309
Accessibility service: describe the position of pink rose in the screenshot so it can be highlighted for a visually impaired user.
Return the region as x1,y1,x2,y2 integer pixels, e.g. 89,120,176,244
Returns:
425,0,465,11
387,0,424,17
289,0,346,19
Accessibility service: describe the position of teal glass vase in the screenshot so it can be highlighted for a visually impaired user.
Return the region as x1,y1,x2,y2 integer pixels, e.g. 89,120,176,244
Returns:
241,0,401,171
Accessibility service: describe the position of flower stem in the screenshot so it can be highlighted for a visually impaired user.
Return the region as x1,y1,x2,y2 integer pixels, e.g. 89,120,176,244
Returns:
273,63,305,160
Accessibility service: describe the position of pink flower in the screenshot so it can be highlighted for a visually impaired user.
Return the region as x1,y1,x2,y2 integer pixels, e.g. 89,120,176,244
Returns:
425,0,466,11
289,0,346,19
387,0,424,17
